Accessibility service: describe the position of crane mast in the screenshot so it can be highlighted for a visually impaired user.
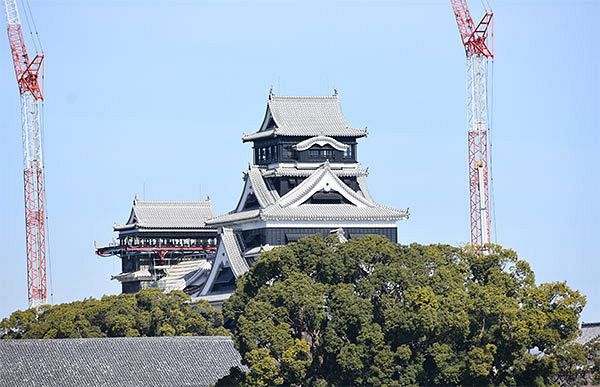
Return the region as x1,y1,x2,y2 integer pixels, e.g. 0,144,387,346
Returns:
450,0,494,250
2,0,48,307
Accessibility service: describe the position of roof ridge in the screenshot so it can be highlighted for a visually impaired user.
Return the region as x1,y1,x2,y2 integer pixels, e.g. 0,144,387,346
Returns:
248,166,277,207
270,95,338,100
135,200,211,205
260,203,409,222
1,336,234,343
123,200,215,229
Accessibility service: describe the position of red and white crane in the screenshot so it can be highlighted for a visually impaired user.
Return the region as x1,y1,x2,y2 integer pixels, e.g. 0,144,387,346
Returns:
450,0,494,250
2,0,48,307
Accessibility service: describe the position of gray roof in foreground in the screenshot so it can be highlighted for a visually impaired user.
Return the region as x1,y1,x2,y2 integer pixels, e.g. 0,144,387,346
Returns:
0,336,242,387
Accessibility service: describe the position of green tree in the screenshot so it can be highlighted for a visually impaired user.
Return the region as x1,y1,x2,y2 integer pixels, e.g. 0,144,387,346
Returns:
221,235,586,386
1,289,229,339
549,337,600,386
588,337,600,385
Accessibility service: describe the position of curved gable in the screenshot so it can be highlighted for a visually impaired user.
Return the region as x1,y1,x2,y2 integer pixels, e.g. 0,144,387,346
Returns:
277,162,373,208
294,135,350,152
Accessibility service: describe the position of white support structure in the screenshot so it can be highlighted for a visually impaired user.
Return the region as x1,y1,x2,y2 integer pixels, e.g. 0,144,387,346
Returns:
467,54,491,247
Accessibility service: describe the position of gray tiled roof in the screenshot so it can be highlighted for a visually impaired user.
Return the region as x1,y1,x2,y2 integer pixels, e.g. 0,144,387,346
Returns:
276,161,372,208
576,322,600,345
356,175,375,202
221,228,249,277
115,200,215,231
206,209,261,226
157,259,212,292
208,162,408,226
242,95,367,141
111,268,153,282
208,204,407,225
248,166,278,207
244,244,275,258
0,336,243,387
261,204,408,221
261,165,368,178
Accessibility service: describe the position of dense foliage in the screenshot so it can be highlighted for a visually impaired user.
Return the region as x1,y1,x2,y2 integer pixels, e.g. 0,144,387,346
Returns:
221,235,586,386
0,289,229,339
550,337,599,386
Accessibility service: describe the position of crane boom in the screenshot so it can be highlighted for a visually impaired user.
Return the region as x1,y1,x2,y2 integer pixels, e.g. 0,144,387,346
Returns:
450,0,476,45
450,0,494,250
2,0,48,307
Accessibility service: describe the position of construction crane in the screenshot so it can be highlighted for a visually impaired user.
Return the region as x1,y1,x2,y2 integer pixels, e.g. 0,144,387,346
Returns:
450,0,494,250
2,0,48,307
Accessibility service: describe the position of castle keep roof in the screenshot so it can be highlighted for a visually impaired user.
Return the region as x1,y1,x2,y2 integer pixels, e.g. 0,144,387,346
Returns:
242,94,368,142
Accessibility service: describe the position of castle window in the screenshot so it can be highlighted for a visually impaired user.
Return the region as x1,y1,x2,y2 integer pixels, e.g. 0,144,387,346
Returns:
322,149,334,159
283,145,294,159
309,148,335,160
260,148,266,162
344,146,353,158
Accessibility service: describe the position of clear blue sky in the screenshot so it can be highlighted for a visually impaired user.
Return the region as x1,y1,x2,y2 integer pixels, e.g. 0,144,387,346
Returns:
0,0,597,321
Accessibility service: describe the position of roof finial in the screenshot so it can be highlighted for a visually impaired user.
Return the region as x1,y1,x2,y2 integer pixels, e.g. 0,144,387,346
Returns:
206,195,211,201
268,85,274,100
333,88,338,96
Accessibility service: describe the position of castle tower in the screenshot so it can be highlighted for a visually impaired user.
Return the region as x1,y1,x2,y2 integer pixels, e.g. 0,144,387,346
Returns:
200,92,408,301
